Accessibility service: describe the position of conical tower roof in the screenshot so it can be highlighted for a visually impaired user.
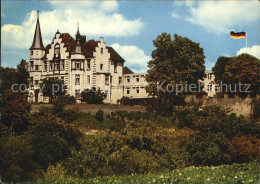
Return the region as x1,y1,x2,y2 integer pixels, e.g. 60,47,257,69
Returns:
30,10,44,50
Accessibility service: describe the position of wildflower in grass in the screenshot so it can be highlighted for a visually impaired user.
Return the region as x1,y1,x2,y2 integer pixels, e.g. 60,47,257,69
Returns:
234,176,237,179
152,178,156,182
249,180,253,182
187,177,190,180
160,175,164,178
223,176,226,179
206,177,211,181
179,173,182,176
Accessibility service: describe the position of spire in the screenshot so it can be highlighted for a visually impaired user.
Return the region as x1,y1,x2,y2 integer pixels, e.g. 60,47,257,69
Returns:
76,22,80,35
30,10,44,50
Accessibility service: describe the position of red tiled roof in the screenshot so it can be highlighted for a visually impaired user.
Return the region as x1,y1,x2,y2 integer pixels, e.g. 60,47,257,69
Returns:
107,47,125,62
83,40,98,57
60,33,76,53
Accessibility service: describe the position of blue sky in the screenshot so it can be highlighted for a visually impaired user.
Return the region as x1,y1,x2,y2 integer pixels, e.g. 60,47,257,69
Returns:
1,0,260,73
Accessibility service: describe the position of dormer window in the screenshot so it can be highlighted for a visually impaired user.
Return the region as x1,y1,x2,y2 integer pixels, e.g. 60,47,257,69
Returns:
54,43,60,55
31,51,33,55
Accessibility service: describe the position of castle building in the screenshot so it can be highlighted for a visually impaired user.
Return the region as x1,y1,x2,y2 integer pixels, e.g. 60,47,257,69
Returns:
29,11,128,104
28,11,215,104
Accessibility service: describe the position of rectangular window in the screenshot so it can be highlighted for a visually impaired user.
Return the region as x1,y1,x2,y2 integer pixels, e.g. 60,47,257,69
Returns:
75,75,80,85
75,89,80,98
87,60,91,71
119,77,122,85
31,51,33,55
207,84,212,91
127,89,130,94
127,77,130,83
50,63,53,71
208,73,212,80
114,61,117,73
35,65,39,71
136,77,139,83
36,51,39,55
35,80,39,85
87,75,90,84
136,87,139,94
30,61,34,71
101,48,103,54
61,61,65,70
100,64,103,70
76,62,80,70
105,76,109,86
55,64,59,70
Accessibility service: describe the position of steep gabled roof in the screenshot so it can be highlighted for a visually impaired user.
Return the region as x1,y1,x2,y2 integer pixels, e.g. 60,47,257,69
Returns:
30,11,44,50
107,47,125,62
60,33,76,53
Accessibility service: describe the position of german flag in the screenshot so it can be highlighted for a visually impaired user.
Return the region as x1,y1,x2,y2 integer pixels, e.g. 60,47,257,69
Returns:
230,31,246,39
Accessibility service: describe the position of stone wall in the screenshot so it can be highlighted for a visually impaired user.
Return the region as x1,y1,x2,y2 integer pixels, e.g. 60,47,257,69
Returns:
185,94,253,117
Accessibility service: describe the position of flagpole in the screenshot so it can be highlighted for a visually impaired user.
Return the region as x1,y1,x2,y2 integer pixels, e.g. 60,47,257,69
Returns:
246,31,247,54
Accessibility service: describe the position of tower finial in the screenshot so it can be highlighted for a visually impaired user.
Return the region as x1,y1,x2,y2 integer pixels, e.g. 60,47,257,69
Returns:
37,10,39,18
77,22,79,32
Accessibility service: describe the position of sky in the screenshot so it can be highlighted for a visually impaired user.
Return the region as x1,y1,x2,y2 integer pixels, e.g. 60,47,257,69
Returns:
1,0,260,73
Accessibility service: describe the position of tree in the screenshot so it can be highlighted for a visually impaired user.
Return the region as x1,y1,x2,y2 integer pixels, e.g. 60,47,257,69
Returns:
16,59,29,88
0,59,29,95
146,33,205,115
222,54,260,96
81,87,106,104
40,78,65,103
0,89,31,135
212,56,232,83
0,67,17,95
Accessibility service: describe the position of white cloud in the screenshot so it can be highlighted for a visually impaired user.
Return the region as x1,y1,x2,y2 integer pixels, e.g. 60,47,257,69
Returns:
237,45,260,59
111,43,151,73
171,11,180,19
1,1,143,49
186,0,260,34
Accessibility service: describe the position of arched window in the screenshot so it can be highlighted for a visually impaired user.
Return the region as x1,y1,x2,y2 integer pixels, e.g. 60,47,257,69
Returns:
54,43,60,55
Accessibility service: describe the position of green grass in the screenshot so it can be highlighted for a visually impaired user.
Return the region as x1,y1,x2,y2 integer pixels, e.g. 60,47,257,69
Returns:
39,161,259,184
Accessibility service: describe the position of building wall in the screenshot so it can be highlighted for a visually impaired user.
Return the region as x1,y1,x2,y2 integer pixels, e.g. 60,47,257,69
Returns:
123,73,149,98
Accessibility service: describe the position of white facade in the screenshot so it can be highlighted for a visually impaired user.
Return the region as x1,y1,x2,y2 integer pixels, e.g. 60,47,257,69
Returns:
29,12,125,104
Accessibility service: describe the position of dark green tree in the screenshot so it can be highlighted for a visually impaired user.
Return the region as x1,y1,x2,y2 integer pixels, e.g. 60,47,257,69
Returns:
81,87,106,104
40,78,65,103
212,56,232,83
146,33,205,115
16,59,29,87
0,89,31,135
223,54,259,96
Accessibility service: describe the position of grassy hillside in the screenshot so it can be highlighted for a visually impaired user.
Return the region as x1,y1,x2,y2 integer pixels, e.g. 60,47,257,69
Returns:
39,162,258,184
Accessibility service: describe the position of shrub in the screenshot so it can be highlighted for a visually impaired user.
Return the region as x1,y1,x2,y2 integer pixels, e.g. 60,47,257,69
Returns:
29,115,81,170
187,132,230,166
81,87,106,104
228,136,260,163
95,110,104,122
53,95,76,105
119,96,134,106
0,135,40,182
